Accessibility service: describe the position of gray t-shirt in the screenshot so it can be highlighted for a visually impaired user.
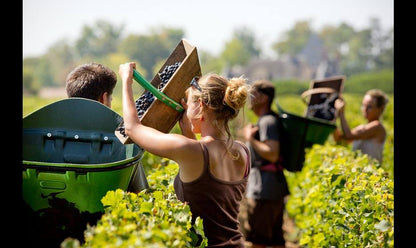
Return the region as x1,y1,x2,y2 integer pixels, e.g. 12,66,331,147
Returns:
246,112,289,200
250,113,280,167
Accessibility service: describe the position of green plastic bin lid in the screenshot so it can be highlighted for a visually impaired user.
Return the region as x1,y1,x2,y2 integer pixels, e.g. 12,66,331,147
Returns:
23,98,143,167
23,97,123,131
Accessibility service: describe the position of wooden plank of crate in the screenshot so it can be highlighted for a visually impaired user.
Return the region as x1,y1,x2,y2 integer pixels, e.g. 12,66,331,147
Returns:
308,75,345,106
142,40,202,133
115,39,201,144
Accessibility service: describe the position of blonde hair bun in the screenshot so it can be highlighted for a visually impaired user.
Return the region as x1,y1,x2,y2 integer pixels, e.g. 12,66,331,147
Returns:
224,77,250,111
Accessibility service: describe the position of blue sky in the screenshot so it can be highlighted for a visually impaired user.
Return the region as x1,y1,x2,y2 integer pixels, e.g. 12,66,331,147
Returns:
23,0,393,58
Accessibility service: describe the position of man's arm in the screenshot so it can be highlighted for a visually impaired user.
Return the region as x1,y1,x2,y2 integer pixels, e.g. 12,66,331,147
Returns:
248,138,279,163
243,116,280,163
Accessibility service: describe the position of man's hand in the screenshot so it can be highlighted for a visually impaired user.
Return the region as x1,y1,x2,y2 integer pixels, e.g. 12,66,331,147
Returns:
243,123,258,142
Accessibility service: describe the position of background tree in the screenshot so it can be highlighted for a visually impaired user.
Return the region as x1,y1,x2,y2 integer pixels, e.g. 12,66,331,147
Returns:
272,20,313,57
117,27,185,80
341,28,373,75
23,56,55,88
221,27,261,68
368,18,394,70
44,40,78,86
319,22,355,63
199,50,224,75
221,38,250,68
271,18,393,76
22,18,393,95
75,20,124,59
233,27,261,59
23,66,40,95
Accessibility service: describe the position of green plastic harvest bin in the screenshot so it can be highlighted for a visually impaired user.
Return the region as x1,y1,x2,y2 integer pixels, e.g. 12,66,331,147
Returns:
277,103,336,172
22,98,145,245
23,98,144,212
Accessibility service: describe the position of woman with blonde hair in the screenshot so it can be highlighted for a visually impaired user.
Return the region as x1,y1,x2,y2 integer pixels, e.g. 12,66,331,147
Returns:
119,62,251,247
334,89,389,163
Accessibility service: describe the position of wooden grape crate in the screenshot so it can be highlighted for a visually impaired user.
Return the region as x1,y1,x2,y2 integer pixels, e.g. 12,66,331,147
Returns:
307,76,345,106
302,75,345,122
116,39,202,144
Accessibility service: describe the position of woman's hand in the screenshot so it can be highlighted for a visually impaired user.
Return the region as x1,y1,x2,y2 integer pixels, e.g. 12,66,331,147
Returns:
179,98,196,139
120,62,141,136
334,98,345,116
119,62,136,86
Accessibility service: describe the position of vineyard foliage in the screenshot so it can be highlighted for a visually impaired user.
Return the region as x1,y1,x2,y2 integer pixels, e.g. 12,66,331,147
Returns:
62,161,207,248
24,92,394,247
285,144,394,247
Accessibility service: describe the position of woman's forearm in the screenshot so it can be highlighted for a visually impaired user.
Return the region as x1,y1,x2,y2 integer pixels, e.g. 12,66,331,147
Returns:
338,112,353,140
122,81,141,133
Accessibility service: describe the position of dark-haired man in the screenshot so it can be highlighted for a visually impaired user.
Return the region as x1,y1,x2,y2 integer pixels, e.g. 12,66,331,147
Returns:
243,80,289,248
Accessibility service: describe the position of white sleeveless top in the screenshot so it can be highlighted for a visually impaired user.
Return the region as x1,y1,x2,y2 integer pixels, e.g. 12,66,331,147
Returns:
352,138,384,163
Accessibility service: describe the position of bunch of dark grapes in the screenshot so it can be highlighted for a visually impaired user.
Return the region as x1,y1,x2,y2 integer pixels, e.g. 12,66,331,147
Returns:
135,61,181,118
158,62,182,87
135,91,155,118
117,62,181,138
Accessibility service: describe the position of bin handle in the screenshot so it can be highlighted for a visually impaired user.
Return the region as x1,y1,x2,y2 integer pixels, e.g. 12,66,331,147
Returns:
301,87,337,104
132,69,184,112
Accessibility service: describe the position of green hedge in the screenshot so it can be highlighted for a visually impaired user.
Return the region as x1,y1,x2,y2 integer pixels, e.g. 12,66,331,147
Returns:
271,69,394,96
345,69,394,94
61,162,207,248
285,144,394,247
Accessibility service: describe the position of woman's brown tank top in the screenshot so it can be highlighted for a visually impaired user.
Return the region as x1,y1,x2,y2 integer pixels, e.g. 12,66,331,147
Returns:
173,141,250,247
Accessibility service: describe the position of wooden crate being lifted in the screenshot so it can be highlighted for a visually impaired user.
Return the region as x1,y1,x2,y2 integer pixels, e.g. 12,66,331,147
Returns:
116,39,202,144
302,75,345,122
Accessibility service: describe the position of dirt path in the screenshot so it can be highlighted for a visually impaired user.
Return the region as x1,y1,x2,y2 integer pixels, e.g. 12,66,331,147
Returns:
282,210,301,248
239,197,301,248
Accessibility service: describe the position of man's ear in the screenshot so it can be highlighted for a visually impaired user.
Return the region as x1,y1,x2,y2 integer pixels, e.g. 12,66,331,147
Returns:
100,92,112,108
98,92,105,104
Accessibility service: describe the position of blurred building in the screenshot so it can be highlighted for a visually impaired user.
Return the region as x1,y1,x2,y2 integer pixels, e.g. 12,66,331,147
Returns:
224,34,340,82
